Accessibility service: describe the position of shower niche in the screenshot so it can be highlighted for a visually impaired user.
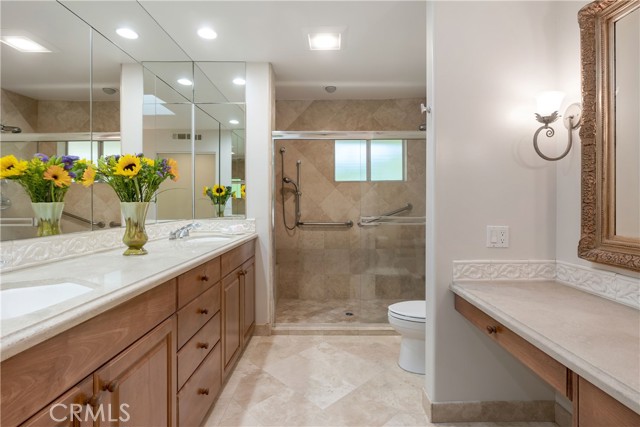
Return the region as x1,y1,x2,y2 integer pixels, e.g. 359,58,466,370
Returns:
273,132,426,326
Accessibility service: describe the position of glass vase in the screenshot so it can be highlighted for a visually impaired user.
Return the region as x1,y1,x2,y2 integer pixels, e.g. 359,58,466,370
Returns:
214,201,226,218
120,202,149,256
31,202,64,237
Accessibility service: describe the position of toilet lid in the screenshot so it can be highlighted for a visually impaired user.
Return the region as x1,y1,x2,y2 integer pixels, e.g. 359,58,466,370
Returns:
388,300,426,322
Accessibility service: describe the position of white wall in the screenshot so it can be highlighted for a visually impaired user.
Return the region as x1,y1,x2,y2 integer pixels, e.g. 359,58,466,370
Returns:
246,62,275,326
426,1,566,403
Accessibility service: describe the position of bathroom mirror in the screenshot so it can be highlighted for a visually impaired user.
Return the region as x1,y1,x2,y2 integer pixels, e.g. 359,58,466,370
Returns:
578,0,640,272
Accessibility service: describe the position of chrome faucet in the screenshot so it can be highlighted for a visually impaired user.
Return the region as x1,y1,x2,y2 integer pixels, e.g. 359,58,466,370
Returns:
169,222,201,240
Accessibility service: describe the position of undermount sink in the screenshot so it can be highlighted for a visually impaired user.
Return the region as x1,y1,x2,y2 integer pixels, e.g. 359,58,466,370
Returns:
1,282,93,320
185,234,233,243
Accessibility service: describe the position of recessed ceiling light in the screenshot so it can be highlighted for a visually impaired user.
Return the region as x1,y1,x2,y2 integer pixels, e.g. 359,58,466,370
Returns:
308,33,341,50
0,36,51,53
177,78,193,86
116,28,138,40
229,119,239,125
197,27,218,40
233,77,246,86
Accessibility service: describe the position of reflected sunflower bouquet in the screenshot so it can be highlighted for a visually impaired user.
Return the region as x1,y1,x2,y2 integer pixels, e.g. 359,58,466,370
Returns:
96,153,179,202
0,153,95,202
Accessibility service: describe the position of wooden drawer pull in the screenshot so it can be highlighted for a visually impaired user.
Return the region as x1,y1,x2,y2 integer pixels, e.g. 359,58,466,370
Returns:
196,342,209,349
198,308,209,315
104,380,119,393
197,388,210,395
486,325,498,334
200,274,210,282
237,270,246,277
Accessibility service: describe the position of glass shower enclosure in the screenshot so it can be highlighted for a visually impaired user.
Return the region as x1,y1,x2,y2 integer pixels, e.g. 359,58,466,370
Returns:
273,131,426,327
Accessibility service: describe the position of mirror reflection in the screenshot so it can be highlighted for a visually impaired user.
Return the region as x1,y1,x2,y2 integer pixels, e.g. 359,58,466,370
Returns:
613,7,640,239
0,1,246,242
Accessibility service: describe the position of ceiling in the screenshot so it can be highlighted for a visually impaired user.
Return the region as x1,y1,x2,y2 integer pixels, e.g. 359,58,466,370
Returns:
1,0,426,101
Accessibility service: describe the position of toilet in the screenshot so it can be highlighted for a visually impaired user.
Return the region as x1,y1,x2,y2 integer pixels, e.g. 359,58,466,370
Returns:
388,300,426,374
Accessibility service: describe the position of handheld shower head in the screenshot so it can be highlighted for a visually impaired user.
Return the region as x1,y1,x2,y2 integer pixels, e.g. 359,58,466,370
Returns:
283,176,299,192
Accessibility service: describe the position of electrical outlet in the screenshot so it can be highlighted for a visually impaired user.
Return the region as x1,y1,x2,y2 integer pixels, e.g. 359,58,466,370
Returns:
486,226,509,248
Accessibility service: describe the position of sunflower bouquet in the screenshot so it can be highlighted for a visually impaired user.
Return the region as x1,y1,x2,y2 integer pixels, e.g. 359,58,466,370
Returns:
96,153,179,202
203,184,234,217
0,153,95,202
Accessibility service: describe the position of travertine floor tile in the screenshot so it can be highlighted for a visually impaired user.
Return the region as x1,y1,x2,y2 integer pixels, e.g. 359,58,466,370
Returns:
204,336,558,427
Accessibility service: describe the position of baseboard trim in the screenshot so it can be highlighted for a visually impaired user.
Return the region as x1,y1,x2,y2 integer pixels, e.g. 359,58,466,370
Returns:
253,323,272,336
421,390,555,423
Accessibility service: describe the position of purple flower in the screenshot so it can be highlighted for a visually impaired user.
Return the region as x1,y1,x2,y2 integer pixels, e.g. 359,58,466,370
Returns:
68,171,77,178
61,155,79,170
35,153,49,162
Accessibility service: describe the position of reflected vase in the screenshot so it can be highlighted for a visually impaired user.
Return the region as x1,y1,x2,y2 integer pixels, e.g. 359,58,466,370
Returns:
31,202,64,237
120,202,149,256
214,201,227,218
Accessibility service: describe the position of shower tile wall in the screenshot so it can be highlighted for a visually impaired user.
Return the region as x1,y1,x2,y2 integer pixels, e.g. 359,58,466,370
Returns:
275,99,426,323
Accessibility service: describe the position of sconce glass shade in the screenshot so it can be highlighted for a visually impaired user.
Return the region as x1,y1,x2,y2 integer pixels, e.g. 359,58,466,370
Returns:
536,91,565,116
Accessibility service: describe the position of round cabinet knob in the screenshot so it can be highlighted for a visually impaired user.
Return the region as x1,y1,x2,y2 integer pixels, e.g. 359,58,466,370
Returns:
198,308,209,315
201,275,209,282
197,388,210,395
104,380,119,393
196,342,209,349
486,325,498,335
237,270,246,277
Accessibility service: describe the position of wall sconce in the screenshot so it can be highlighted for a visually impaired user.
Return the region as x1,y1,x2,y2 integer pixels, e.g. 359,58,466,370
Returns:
533,91,582,161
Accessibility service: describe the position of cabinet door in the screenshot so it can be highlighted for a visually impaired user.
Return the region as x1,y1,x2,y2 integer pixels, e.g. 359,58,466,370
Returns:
576,377,640,427
21,377,95,427
241,258,255,341
222,271,241,374
94,316,177,427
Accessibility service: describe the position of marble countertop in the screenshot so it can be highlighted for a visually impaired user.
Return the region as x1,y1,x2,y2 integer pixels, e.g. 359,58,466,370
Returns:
451,280,640,415
0,232,257,362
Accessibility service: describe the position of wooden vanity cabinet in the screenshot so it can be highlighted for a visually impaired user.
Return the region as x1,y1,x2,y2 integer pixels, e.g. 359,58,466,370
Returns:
21,377,95,427
573,375,640,427
175,256,223,427
220,240,256,380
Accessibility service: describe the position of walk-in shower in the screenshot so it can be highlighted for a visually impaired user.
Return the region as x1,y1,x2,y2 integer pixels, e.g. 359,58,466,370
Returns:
273,131,426,327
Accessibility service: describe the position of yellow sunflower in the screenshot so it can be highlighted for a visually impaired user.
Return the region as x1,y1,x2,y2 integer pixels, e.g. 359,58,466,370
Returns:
213,185,226,196
81,166,96,187
203,186,209,196
114,154,141,177
0,155,28,178
43,165,72,187
241,184,246,198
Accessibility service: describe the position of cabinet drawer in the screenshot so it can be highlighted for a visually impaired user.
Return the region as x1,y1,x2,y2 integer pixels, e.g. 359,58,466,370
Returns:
21,376,93,427
178,342,221,427
221,240,255,277
455,295,570,397
177,313,221,389
177,257,220,308
177,282,220,348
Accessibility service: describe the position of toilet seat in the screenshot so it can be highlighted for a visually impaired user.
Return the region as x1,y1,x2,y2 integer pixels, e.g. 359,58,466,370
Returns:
388,300,426,323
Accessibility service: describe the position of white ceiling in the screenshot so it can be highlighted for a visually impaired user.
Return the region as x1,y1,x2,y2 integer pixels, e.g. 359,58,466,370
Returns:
1,0,426,101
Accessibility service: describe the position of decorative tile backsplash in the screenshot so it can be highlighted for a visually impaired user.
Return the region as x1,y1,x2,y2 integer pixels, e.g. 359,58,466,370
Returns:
0,219,255,272
453,260,640,309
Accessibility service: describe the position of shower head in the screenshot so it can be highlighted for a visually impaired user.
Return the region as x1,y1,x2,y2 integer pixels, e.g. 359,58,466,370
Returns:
283,176,299,192
1,124,22,134
283,177,292,183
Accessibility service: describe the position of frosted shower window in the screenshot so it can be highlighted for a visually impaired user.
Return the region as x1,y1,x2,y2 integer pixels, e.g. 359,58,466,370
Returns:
370,140,404,181
335,139,404,181
335,140,367,181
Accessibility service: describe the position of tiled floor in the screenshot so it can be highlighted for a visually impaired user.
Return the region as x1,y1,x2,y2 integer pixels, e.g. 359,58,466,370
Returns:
204,335,558,427
275,298,404,324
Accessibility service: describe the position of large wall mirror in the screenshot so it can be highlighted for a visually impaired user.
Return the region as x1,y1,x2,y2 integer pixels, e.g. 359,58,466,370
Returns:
0,1,246,242
578,0,640,272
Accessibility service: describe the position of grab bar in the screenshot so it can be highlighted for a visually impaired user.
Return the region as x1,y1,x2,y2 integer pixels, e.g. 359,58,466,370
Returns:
358,203,413,226
297,220,354,228
0,217,35,226
62,211,106,228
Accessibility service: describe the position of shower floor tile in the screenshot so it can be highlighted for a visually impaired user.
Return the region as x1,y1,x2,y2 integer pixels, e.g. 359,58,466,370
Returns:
275,298,405,324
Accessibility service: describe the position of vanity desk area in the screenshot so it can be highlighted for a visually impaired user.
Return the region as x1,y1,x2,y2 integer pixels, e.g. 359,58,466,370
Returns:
452,280,640,426
0,224,257,427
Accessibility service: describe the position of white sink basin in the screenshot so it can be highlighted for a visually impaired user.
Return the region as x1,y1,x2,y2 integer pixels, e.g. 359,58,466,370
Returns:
186,235,232,243
1,282,93,320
